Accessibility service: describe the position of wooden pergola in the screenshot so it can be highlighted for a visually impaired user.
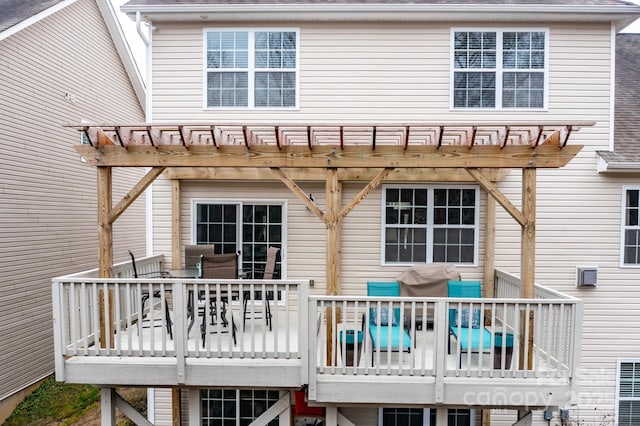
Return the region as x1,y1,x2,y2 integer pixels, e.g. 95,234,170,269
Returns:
73,121,590,426
74,121,589,297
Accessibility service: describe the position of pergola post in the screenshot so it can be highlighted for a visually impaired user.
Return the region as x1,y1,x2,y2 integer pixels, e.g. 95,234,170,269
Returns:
171,179,181,269
97,167,113,348
483,193,496,298
171,179,182,426
482,193,495,426
520,168,536,370
521,168,536,298
98,166,113,278
325,168,342,364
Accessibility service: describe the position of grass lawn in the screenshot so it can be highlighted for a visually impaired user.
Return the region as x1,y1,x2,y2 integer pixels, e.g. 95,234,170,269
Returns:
2,376,146,426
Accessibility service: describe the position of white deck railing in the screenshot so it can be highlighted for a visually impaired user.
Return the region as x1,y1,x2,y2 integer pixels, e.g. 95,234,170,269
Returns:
52,273,309,384
307,270,582,401
53,264,581,402
308,296,579,375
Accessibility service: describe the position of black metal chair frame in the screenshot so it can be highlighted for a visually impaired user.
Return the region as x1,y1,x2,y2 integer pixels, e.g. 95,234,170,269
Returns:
129,250,173,339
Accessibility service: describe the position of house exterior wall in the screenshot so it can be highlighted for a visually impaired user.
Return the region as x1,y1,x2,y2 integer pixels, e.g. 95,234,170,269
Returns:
0,0,146,416
147,18,628,426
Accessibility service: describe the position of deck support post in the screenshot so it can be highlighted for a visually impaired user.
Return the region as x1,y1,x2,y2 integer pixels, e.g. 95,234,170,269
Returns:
325,168,342,364
520,168,536,370
100,387,116,426
172,388,181,426
325,405,338,426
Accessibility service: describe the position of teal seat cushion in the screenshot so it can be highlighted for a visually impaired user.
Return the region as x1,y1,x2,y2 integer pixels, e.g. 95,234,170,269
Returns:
450,326,492,351
370,323,411,350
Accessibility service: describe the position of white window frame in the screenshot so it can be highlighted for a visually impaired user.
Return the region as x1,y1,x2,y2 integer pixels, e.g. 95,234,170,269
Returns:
616,359,640,426
450,27,549,111
190,388,288,426
191,198,288,279
380,185,480,267
378,408,475,426
202,27,300,110
620,187,640,268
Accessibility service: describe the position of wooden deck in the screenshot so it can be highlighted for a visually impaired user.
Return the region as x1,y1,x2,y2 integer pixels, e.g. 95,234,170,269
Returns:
52,259,582,409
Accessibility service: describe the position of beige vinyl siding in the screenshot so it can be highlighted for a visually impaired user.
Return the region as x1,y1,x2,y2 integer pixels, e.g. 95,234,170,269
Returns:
151,21,611,124
149,18,631,426
152,179,484,298
152,388,173,426
491,25,630,426
0,0,145,407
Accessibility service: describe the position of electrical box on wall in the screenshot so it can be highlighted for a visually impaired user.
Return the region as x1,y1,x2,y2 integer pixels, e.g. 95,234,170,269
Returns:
576,266,598,287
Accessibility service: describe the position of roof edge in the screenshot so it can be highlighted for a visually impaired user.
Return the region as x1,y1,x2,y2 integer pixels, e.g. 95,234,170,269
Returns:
121,3,640,18
0,0,78,43
95,0,146,113
597,152,640,173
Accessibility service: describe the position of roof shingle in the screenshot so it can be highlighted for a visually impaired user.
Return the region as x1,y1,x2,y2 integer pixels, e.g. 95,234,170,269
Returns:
0,0,67,34
598,33,640,163
123,0,636,5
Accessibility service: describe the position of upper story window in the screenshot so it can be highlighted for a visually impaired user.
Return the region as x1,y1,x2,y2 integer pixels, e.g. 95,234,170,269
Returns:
622,188,640,266
382,185,479,266
452,29,547,109
205,29,298,109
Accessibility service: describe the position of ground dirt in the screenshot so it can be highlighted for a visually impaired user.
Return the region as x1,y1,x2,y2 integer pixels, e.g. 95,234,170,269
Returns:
59,387,147,426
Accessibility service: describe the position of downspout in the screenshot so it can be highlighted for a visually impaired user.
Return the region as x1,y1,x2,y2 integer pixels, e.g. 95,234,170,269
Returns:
135,11,152,122
135,11,155,257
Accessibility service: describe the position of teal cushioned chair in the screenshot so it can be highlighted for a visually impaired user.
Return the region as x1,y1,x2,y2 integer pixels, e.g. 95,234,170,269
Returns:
367,281,411,366
447,280,492,367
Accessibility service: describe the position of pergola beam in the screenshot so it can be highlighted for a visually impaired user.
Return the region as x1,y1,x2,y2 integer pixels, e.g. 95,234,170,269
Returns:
76,144,582,169
163,167,509,182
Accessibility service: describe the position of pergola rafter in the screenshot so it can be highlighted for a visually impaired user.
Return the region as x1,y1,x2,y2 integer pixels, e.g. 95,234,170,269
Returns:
75,123,584,170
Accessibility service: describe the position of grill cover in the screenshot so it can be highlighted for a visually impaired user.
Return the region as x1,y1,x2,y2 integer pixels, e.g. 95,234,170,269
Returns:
398,263,460,297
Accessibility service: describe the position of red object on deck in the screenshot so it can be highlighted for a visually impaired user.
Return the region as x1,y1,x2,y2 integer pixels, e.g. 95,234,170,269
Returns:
293,390,325,417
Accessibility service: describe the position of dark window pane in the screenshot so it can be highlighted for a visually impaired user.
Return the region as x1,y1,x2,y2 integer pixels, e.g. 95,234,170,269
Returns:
433,245,445,262
386,244,398,262
461,229,475,245
462,189,476,205
447,229,460,245
461,246,474,263
209,205,221,222
415,208,427,225
448,208,461,225
447,245,460,262
454,32,468,49
462,208,475,225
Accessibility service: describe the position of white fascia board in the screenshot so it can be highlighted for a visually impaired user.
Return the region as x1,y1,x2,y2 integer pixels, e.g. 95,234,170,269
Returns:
0,0,78,43
95,0,147,111
121,3,640,23
597,153,640,173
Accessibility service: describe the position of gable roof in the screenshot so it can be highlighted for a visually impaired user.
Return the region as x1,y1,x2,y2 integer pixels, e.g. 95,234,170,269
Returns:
0,0,146,112
122,0,640,29
597,33,640,170
0,0,71,36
